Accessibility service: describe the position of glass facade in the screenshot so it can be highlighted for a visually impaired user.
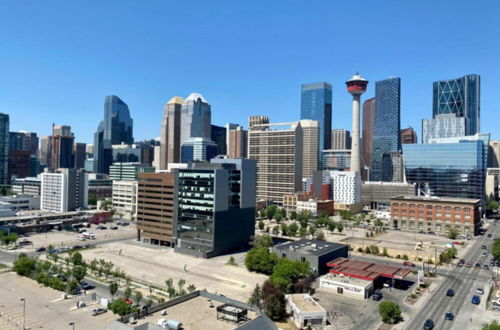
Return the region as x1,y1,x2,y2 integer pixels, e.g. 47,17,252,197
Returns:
422,114,466,144
322,149,350,171
0,113,9,185
301,82,332,158
93,95,134,174
403,141,485,201
371,77,401,181
432,74,480,136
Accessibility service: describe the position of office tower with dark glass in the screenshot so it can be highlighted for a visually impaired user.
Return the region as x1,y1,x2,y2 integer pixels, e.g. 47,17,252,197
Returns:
370,77,401,181
433,74,480,136
159,96,183,169
180,93,211,144
93,95,134,174
362,97,376,169
211,125,227,155
174,158,256,258
0,113,9,185
301,82,332,158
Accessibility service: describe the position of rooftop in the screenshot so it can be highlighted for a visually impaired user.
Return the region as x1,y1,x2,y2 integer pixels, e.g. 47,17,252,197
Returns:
286,294,326,314
320,272,372,287
326,257,411,281
391,195,480,204
274,239,347,256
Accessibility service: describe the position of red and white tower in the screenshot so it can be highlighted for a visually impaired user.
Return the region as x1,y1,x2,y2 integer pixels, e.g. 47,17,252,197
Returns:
346,73,368,174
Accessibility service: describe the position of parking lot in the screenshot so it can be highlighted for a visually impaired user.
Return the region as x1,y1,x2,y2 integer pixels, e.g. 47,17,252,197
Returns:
13,221,136,252
79,241,268,301
0,271,116,330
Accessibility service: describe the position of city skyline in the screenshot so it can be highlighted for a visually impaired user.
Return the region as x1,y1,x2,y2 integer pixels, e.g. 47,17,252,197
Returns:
1,2,499,142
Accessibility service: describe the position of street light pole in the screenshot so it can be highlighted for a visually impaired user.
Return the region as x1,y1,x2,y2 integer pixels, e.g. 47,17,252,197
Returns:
69,322,75,330
20,298,25,330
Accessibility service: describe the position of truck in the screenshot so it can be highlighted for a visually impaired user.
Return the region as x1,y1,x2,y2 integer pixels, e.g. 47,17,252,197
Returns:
81,232,95,240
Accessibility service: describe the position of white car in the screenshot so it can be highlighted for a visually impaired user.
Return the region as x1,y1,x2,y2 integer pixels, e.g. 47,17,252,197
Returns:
476,287,484,295
78,236,86,241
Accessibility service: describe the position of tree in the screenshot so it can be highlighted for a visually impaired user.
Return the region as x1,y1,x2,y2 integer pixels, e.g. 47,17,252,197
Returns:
487,201,499,212
72,265,87,283
288,223,298,237
178,279,186,295
379,301,401,324
261,280,286,320
448,227,460,239
483,320,500,330
251,235,273,249
316,230,325,241
145,299,154,308
374,218,384,228
124,287,132,300
273,213,283,223
308,224,316,237
258,220,265,231
270,258,311,293
187,284,196,293
272,226,279,235
109,299,136,317
340,210,353,221
248,284,261,308
165,278,176,298
336,222,344,233
13,255,36,277
109,282,119,300
299,227,308,238
327,220,336,233
266,205,277,220
70,251,83,265
134,290,143,306
492,238,500,261
290,211,297,220
280,223,288,236
259,209,267,218
245,247,279,274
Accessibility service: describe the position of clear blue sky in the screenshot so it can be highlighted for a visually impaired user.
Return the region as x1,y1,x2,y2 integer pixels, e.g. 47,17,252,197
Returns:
1,1,498,144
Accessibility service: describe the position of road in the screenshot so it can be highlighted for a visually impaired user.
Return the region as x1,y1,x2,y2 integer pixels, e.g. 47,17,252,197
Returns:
405,221,499,330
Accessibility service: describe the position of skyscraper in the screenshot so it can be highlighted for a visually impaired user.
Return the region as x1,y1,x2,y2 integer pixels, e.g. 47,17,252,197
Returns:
294,120,319,179
211,125,227,155
73,143,87,169
248,115,269,129
159,96,183,169
50,125,74,169
0,113,9,185
362,97,376,169
433,74,480,136
180,137,218,163
40,136,51,167
9,132,38,156
331,129,352,150
301,82,332,157
422,114,466,144
180,93,211,145
371,77,401,181
93,95,134,174
228,126,248,159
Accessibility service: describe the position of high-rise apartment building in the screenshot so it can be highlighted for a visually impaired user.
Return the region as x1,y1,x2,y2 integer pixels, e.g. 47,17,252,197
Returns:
112,180,138,220
371,77,401,181
40,168,88,212
248,115,269,129
211,125,227,155
248,121,303,203
295,120,319,179
422,114,466,144
180,93,211,144
159,96,183,169
433,74,480,136
301,83,332,158
329,171,362,205
94,95,134,174
0,113,9,185
227,126,248,159
331,129,351,150
401,127,417,144
181,137,218,163
136,172,176,246
362,97,376,169
174,159,256,258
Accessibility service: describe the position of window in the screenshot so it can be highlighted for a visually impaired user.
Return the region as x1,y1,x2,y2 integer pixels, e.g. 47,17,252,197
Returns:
409,204,415,208
465,208,471,212
427,205,433,209
445,206,451,211
454,207,461,212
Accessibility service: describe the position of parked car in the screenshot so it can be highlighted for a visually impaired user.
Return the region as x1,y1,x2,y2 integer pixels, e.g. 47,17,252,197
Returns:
465,261,473,267
35,247,46,252
487,234,492,238
110,226,118,230
122,222,129,226
474,263,481,269
472,295,481,305
481,245,487,249
476,287,484,295
484,264,489,270
92,308,107,316
445,312,454,321
372,289,383,301
80,282,94,290
446,289,455,297
423,319,434,330
403,261,416,267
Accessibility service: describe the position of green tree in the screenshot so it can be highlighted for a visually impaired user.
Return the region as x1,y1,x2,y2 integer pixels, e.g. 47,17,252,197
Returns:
266,205,277,220
290,211,297,220
340,210,353,220
316,230,325,241
288,223,298,237
124,287,132,300
270,258,311,293
72,265,87,283
165,278,176,298
308,224,316,237
134,290,143,306
178,279,186,295
299,227,308,237
145,299,154,308
109,282,119,300
492,238,500,261
108,299,136,317
273,213,283,223
248,284,261,308
336,222,344,233
187,284,196,293
245,247,279,274
71,252,83,266
486,201,499,212
272,226,279,235
280,223,288,236
258,220,265,231
483,320,500,330
448,227,460,239
13,255,36,277
374,218,384,228
327,220,336,233
379,301,401,324
259,209,267,218
67,279,78,294
251,235,273,248
261,280,286,320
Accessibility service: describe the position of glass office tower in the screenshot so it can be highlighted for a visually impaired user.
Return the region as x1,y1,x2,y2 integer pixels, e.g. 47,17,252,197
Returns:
93,96,134,174
371,77,401,181
432,74,480,136
301,82,332,159
403,140,485,201
0,113,9,185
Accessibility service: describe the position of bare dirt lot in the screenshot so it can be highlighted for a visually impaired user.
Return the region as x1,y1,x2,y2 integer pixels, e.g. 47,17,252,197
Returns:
79,241,268,301
0,271,116,330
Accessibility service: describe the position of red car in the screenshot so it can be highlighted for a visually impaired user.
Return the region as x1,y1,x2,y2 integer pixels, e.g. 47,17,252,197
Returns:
403,261,416,267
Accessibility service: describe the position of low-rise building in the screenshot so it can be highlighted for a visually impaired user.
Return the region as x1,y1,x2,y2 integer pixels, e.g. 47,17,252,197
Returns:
319,273,373,300
285,294,327,329
296,199,334,217
362,181,417,210
88,173,113,200
390,195,481,236
282,191,314,215
109,162,155,181
272,239,348,275
112,180,138,220
0,194,40,212
12,177,41,196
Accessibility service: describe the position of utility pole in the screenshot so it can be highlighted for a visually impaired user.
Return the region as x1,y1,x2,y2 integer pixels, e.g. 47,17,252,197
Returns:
69,322,75,330
20,298,25,330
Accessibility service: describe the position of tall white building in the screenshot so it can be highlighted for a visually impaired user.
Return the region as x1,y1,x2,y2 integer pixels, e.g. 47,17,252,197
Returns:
330,171,361,204
41,169,88,213
112,180,138,220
